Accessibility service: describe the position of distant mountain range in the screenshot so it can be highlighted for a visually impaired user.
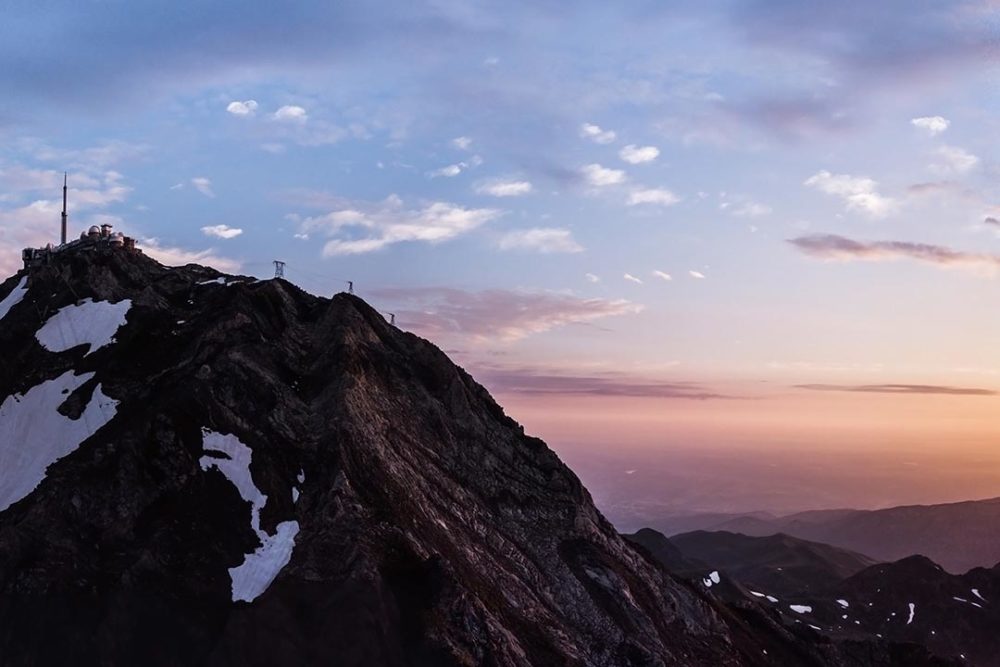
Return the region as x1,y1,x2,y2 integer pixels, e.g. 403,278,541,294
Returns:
648,497,1000,573
630,528,1000,666
660,530,877,597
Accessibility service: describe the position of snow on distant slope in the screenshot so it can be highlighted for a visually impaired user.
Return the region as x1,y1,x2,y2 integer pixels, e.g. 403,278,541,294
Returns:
0,371,119,511
36,298,132,356
200,430,299,603
0,276,28,322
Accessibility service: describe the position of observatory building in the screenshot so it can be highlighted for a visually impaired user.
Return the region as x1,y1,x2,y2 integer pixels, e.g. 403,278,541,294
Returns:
21,174,139,270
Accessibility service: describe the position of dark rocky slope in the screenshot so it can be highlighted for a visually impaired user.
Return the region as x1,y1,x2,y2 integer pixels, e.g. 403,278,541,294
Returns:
665,530,879,597
0,249,950,666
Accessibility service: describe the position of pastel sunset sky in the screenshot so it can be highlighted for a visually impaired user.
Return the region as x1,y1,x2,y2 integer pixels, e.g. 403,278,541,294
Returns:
3,1,999,520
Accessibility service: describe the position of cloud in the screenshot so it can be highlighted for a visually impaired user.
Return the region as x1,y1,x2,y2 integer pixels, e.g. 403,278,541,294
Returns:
932,145,979,174
498,228,582,253
369,287,643,342
201,224,243,239
475,179,533,197
627,187,680,206
788,233,1000,273
191,177,215,198
623,273,643,284
619,144,660,164
733,202,772,217
689,270,705,279
581,164,626,187
796,383,995,396
142,239,242,273
0,166,99,192
451,136,472,150
585,273,601,283
226,100,258,116
580,123,616,144
911,115,949,135
474,366,731,400
652,270,672,281
804,170,896,218
15,138,149,170
273,105,308,123
295,195,501,256
429,163,465,178
985,217,1000,227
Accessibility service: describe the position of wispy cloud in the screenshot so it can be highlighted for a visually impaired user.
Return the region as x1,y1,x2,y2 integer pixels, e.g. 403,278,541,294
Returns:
226,100,258,116
580,123,616,144
788,234,1000,273
585,273,601,283
689,270,705,279
370,287,642,342
624,273,643,284
294,194,501,256
142,239,242,273
932,145,979,174
451,136,472,150
911,115,949,135
475,179,533,197
429,163,465,178
201,224,243,239
619,144,659,164
796,383,995,396
191,177,215,198
804,170,896,218
474,366,732,399
273,105,308,123
732,202,771,217
652,270,672,281
498,228,582,253
581,163,626,187
627,187,680,207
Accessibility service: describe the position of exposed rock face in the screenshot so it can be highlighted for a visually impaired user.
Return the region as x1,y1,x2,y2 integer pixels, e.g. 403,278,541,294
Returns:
0,250,951,666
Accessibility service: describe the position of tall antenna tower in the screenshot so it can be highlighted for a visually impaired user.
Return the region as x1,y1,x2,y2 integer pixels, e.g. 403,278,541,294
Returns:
60,172,68,245
273,260,286,279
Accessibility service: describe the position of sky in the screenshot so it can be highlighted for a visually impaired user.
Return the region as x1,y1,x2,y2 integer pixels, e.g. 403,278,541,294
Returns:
2,0,1000,522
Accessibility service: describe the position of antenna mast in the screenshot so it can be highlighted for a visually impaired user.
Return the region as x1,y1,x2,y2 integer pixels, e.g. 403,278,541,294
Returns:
60,172,67,245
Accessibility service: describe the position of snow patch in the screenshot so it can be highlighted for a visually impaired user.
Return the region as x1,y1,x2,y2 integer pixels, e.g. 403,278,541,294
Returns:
789,605,812,614
0,371,118,511
0,276,28,322
197,277,226,285
972,588,986,602
836,599,849,608
907,602,915,624
291,487,300,503
703,570,720,587
200,430,299,603
953,596,983,609
36,298,131,356
228,520,300,603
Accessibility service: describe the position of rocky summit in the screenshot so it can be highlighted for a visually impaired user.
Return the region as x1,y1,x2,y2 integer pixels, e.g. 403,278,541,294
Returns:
0,248,949,666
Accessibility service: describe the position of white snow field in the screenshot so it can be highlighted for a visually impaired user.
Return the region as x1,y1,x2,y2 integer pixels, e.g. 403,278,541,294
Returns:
0,371,119,511
200,430,300,603
36,298,132,355
0,276,28,322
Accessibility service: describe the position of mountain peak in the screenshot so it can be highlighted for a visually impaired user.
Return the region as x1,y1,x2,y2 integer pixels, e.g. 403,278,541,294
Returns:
0,258,951,666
